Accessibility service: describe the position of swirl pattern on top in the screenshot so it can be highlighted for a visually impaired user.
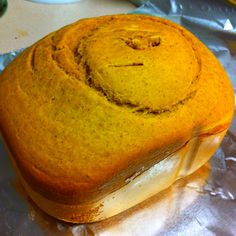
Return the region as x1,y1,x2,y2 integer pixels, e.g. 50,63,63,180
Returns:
30,15,201,115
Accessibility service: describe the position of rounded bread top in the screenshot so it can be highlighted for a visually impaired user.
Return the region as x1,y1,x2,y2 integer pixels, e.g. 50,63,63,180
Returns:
83,18,199,112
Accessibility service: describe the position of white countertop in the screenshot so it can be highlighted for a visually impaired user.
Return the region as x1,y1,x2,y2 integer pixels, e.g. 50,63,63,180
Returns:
0,0,135,53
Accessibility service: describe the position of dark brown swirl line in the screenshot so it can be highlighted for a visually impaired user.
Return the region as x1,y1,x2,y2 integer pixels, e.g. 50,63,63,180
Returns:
84,62,197,116
30,45,37,71
48,39,197,116
108,63,144,67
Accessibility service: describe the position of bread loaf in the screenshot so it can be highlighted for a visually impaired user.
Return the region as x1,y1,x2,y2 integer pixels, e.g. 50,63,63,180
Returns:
0,14,234,223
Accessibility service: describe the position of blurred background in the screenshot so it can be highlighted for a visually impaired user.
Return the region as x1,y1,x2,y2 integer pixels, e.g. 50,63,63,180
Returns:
0,0,135,53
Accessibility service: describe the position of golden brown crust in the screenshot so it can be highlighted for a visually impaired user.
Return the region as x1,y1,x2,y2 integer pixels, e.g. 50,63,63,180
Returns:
0,14,234,208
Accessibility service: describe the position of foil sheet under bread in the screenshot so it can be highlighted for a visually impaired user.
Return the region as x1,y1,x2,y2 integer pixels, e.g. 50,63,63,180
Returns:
0,0,236,235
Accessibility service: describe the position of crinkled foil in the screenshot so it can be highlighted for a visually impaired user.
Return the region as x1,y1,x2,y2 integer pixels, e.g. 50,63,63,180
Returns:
0,1,236,235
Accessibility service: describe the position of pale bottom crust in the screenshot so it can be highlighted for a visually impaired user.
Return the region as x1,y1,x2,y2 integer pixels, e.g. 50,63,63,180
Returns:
11,130,226,223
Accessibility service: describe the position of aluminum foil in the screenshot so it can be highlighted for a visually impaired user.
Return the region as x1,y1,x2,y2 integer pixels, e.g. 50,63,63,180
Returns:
0,1,236,235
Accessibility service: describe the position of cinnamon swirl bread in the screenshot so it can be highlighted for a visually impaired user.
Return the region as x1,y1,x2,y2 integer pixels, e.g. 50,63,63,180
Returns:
0,14,234,223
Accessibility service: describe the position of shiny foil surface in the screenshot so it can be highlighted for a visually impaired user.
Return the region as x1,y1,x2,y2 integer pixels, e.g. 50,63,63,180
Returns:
0,0,236,235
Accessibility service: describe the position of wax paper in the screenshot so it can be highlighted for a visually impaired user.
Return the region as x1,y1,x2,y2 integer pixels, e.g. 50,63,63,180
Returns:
0,0,236,235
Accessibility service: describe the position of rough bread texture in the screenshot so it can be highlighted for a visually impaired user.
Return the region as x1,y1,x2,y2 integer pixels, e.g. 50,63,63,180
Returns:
0,15,234,218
